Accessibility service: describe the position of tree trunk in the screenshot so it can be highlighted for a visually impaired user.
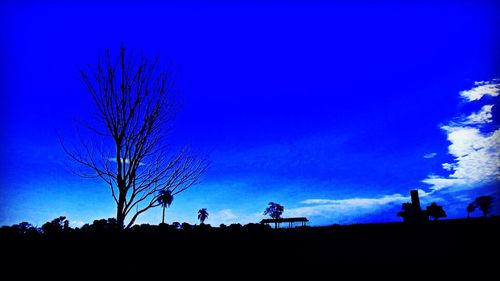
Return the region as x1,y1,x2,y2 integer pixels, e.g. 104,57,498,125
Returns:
116,190,127,229
162,207,166,224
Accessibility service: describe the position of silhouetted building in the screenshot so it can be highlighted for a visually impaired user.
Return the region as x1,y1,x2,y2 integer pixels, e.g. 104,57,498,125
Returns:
397,190,429,223
260,217,309,228
410,190,421,211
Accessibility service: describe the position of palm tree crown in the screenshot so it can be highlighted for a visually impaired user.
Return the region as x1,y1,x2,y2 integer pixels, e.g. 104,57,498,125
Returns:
158,190,174,208
157,190,174,224
198,208,208,224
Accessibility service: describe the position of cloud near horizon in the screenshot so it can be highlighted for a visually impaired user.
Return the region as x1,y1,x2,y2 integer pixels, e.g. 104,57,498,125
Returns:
284,193,411,223
69,220,85,228
209,209,238,225
423,79,500,192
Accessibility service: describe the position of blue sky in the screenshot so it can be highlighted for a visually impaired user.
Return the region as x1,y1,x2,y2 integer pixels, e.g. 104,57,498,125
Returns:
1,0,499,227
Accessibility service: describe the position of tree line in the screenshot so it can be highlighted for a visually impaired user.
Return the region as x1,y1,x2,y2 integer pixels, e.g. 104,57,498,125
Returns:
397,195,494,222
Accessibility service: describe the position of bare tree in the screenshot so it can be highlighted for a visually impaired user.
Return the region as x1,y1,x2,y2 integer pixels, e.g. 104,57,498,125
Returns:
62,47,208,229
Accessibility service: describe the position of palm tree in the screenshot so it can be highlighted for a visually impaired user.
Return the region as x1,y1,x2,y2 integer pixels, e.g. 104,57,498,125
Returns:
474,196,493,217
466,203,476,219
198,208,208,224
264,202,284,229
157,190,173,224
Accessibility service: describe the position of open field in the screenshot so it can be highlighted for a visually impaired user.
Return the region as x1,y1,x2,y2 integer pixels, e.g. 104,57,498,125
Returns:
1,217,498,277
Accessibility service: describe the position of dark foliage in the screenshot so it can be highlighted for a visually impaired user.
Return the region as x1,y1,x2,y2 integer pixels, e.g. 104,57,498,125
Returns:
41,216,69,234
426,202,447,220
473,196,494,217
198,208,208,224
264,202,284,228
1,217,498,278
467,203,477,218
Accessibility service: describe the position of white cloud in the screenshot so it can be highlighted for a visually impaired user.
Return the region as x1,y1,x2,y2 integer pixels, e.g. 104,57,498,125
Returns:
464,105,494,124
423,153,437,159
437,127,500,182
460,80,499,101
423,79,500,192
441,163,457,171
423,126,500,190
70,220,85,228
421,176,467,191
300,194,408,206
108,157,145,166
475,80,496,86
210,209,238,225
286,194,408,219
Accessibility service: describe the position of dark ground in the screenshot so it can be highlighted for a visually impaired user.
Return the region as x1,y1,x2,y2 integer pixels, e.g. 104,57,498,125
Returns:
1,217,498,278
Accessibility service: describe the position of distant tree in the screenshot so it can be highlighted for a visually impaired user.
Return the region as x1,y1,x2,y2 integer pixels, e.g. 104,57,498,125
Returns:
467,203,476,219
106,218,119,230
198,208,208,224
90,218,120,232
81,223,91,232
63,220,70,232
158,190,174,224
199,223,212,230
397,202,416,221
474,196,494,217
16,222,32,235
61,47,208,229
172,222,181,229
42,216,69,234
426,202,447,221
264,202,284,229
92,219,108,232
228,223,242,231
181,222,191,230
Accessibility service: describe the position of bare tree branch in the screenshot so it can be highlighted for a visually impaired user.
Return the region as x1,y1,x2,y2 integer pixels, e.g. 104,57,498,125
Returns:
62,46,209,229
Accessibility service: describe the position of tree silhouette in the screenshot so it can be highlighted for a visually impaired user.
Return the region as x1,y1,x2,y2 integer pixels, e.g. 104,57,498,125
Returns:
157,190,173,224
426,202,446,221
198,208,208,224
397,202,417,221
264,202,284,229
15,222,32,235
473,196,493,217
61,47,208,229
42,216,69,234
467,203,476,219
